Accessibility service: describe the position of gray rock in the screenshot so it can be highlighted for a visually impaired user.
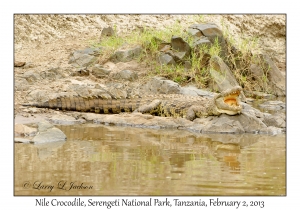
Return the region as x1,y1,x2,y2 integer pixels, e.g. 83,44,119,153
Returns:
27,89,49,103
101,26,115,37
22,70,41,84
187,28,203,38
40,67,63,80
180,86,214,98
263,113,286,128
110,45,142,63
259,54,286,96
259,126,283,135
32,127,66,144
242,102,265,119
189,23,227,57
157,53,176,65
202,115,245,134
113,70,138,81
142,77,181,94
258,100,286,112
68,48,100,67
47,115,86,125
189,23,223,39
37,121,54,132
171,36,191,58
234,112,267,133
192,37,212,49
23,62,35,69
71,67,90,76
244,90,276,100
91,64,111,78
15,78,29,91
15,124,37,137
209,55,246,101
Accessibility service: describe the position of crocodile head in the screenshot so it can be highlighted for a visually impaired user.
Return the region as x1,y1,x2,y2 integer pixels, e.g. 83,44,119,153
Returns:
214,86,243,115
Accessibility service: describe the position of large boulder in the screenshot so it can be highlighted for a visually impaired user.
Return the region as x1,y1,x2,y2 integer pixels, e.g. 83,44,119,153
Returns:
209,55,246,101
259,54,286,96
188,23,227,57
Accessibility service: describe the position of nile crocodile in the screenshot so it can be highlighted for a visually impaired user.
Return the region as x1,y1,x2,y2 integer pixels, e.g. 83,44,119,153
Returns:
23,86,243,121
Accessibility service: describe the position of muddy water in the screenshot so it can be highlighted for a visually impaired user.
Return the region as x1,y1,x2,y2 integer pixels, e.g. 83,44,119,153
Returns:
14,124,286,196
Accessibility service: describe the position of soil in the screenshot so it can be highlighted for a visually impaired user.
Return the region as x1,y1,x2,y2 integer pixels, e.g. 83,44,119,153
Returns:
14,14,286,124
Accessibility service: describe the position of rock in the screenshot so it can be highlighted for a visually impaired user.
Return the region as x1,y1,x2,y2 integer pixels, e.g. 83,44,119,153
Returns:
242,102,265,119
69,84,90,97
244,91,276,99
202,115,245,134
30,120,66,144
91,64,111,78
159,44,171,52
101,26,115,37
234,112,267,133
263,113,286,128
14,137,31,144
189,23,223,39
23,62,35,69
110,45,142,63
180,86,214,98
40,67,63,80
157,52,176,65
259,126,283,135
259,54,286,96
142,77,181,94
27,89,49,103
192,37,212,49
187,27,203,38
47,114,86,125
32,127,66,144
37,120,54,132
71,67,90,76
258,100,286,112
68,48,100,67
15,124,37,137
170,36,191,58
15,78,29,91
209,55,246,101
22,70,41,84
80,113,101,121
113,70,138,81
14,61,26,67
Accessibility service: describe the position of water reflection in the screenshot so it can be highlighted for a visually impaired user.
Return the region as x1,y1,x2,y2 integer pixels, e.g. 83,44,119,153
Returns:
15,124,286,195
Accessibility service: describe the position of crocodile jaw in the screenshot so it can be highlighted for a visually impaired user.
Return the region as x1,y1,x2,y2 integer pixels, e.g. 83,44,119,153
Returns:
214,86,243,115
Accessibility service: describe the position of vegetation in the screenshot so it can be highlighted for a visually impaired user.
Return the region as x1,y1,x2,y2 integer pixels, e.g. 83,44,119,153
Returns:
89,16,268,91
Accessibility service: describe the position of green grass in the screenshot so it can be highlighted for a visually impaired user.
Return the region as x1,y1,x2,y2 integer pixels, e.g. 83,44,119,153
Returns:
89,18,268,91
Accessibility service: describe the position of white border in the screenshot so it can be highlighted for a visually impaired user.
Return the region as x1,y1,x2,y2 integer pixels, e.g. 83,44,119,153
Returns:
4,1,296,209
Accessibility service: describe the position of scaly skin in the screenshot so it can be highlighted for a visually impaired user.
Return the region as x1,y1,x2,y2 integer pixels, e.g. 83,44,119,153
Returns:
22,86,243,121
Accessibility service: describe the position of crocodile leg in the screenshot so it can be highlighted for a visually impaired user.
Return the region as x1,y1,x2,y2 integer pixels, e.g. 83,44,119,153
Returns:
134,99,161,114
